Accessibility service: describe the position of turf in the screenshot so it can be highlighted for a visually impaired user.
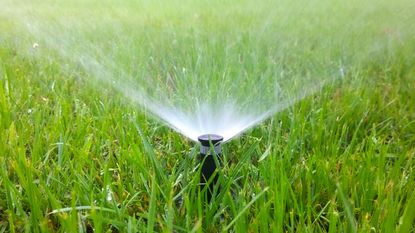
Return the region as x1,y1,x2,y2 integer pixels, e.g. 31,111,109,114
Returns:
1,0,415,232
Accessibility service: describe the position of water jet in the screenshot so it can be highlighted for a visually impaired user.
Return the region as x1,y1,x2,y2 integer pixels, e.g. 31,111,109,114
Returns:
198,134,223,201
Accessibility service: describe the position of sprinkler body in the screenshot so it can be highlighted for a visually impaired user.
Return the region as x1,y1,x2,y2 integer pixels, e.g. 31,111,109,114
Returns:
198,134,223,201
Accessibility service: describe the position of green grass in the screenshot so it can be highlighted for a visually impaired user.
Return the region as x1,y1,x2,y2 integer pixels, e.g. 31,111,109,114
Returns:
1,0,415,232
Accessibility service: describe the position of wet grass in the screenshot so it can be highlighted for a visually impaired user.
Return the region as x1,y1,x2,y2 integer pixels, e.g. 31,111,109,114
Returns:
1,0,415,232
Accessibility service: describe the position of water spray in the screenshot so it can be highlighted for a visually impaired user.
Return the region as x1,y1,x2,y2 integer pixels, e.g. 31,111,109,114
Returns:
198,134,223,201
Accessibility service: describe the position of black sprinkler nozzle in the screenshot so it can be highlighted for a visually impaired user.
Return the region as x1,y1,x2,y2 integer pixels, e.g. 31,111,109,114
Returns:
198,134,223,201
198,134,224,147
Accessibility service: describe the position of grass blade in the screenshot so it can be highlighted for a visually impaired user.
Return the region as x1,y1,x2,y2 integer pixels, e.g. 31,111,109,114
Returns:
222,187,269,232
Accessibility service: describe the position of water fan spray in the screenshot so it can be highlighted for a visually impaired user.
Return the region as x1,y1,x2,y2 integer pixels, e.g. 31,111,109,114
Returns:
197,134,223,201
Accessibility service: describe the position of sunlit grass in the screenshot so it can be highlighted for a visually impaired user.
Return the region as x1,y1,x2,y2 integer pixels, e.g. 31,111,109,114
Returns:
1,0,415,232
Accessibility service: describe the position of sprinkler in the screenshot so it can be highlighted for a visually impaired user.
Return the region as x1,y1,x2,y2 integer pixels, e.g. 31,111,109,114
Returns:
198,134,223,201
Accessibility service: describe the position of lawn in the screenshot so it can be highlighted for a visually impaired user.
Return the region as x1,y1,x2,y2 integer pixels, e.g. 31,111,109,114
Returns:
1,0,415,232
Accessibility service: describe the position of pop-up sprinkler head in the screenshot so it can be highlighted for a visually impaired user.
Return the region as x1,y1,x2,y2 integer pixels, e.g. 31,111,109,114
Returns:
198,134,223,201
